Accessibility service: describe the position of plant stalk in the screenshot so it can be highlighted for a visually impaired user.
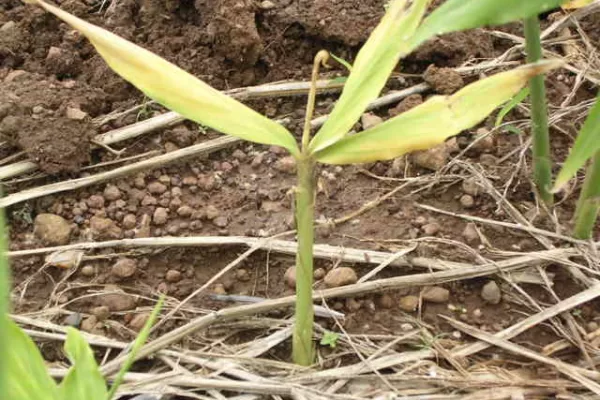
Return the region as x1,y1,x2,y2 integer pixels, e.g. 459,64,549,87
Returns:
574,151,600,239
292,50,328,365
524,15,553,206
292,156,316,365
0,206,9,394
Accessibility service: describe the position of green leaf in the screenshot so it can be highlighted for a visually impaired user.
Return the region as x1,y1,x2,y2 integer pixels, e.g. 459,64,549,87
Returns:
553,94,600,191
308,0,430,153
106,296,165,400
505,125,525,135
320,331,340,348
58,328,108,400
4,318,60,400
25,0,300,157
329,53,353,72
315,61,560,165
495,87,529,127
411,0,566,48
0,207,10,398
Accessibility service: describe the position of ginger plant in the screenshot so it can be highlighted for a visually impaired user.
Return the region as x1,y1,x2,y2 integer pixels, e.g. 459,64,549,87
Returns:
20,0,564,365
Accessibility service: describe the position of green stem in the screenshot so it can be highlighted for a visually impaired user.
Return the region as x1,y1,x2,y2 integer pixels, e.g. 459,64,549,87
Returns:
574,151,600,239
292,156,316,365
0,207,9,394
524,15,553,206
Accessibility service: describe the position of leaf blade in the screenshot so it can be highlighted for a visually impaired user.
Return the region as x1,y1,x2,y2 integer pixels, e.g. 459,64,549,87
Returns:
553,94,600,191
4,318,60,400
411,0,566,47
58,328,108,400
308,0,430,153
315,61,560,165
27,0,299,156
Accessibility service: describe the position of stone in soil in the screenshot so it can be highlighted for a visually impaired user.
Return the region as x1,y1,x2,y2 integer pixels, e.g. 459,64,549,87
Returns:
98,289,137,311
153,207,169,225
274,156,296,174
236,269,250,282
313,267,326,280
80,316,98,332
422,286,450,303
213,283,227,295
324,267,358,288
165,269,182,283
80,265,96,277
462,177,481,196
389,94,423,117
177,205,193,217
111,258,137,279
91,306,110,321
213,216,229,227
90,216,122,239
284,266,296,288
122,214,137,229
205,205,220,220
378,294,393,309
460,194,475,208
103,185,121,201
411,144,448,171
471,128,495,153
34,213,72,245
422,222,440,236
147,181,168,195
462,223,480,244
481,281,502,304
129,313,150,332
399,295,419,312
423,64,464,95
361,112,383,130
64,313,82,328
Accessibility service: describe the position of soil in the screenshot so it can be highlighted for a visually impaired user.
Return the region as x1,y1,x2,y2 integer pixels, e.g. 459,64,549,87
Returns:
2,0,600,397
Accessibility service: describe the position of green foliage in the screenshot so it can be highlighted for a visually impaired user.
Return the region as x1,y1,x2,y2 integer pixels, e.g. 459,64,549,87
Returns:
411,0,566,47
21,0,562,366
554,94,600,190
329,53,353,72
58,329,108,400
320,331,341,348
495,87,530,128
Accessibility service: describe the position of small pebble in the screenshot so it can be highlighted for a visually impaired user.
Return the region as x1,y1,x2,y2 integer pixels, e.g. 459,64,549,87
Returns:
422,286,450,303
103,185,121,201
462,223,479,244
91,306,110,321
213,283,227,295
284,266,296,288
422,222,440,236
399,295,419,312
236,269,250,282
64,313,82,327
313,267,326,280
111,258,137,279
378,294,393,309
153,207,168,225
481,281,502,304
165,269,182,283
80,265,95,277
400,323,414,332
129,313,150,332
324,267,358,288
147,181,168,195
460,194,475,208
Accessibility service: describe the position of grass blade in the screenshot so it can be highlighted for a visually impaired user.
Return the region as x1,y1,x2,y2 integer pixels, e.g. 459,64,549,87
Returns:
495,87,529,128
315,62,560,165
23,0,300,157
554,94,600,190
411,0,565,47
308,0,430,153
573,151,600,239
106,295,165,400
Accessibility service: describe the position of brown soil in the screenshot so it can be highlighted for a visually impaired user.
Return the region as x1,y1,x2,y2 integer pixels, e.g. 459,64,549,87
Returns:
3,0,600,397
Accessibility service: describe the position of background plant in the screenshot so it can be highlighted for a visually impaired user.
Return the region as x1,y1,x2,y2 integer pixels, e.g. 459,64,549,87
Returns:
21,0,564,366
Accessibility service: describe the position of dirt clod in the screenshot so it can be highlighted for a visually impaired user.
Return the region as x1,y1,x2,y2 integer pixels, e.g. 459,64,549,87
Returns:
90,216,122,240
324,267,358,288
148,182,168,195
129,312,150,332
103,185,122,201
411,144,448,171
153,208,169,225
422,222,441,236
481,281,502,304
91,306,110,321
389,94,423,117
361,112,383,130
34,213,71,245
274,156,297,174
80,315,98,333
462,223,479,244
111,258,137,279
423,64,464,95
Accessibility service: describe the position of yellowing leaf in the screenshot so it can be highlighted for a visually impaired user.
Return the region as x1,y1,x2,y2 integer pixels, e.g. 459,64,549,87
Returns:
25,0,299,156
315,61,561,165
563,0,595,9
308,0,430,153
553,94,600,191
